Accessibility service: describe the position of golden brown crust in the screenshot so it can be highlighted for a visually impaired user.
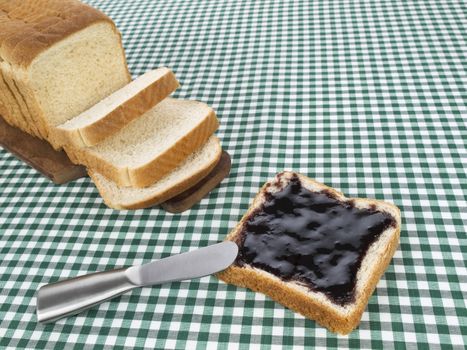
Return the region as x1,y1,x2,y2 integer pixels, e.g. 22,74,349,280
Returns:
56,70,180,147
0,0,113,67
89,140,223,210
217,171,401,334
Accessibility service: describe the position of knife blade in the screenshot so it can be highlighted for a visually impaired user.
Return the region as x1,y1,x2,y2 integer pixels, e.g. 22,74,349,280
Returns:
36,241,238,323
126,241,237,286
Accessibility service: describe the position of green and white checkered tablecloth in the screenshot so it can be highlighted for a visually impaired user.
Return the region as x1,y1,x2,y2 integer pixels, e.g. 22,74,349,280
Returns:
1,0,466,348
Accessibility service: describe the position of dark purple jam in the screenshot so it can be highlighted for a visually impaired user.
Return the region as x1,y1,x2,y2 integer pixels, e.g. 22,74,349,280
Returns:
236,174,396,305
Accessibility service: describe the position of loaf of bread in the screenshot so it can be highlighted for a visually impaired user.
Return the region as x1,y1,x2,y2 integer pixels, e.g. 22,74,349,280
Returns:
55,67,179,148
89,136,222,209
0,0,130,147
217,172,401,334
0,0,225,211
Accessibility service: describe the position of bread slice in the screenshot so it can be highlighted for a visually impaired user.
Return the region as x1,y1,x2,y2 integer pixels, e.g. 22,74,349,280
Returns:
0,0,131,147
0,8,42,137
0,9,37,135
88,136,222,210
217,172,401,334
0,69,34,134
67,97,219,188
1,64,44,138
54,67,179,148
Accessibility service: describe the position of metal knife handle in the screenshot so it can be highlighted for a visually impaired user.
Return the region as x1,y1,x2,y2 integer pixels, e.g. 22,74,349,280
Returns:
36,268,137,323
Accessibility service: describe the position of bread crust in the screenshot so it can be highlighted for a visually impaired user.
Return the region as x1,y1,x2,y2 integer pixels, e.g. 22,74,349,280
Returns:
0,0,113,67
89,138,223,210
55,69,180,148
71,107,219,188
217,172,401,334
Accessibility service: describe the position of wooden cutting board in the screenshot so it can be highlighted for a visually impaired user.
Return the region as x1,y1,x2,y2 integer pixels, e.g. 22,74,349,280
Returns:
0,116,231,212
0,116,87,184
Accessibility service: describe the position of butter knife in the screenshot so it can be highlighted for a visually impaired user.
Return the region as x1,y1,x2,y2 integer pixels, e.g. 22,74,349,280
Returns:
36,241,238,323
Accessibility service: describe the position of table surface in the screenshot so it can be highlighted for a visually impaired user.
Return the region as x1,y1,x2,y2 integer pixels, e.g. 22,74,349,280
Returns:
1,0,466,349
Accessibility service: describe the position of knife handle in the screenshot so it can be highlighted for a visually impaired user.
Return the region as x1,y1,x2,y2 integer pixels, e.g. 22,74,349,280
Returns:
36,268,137,323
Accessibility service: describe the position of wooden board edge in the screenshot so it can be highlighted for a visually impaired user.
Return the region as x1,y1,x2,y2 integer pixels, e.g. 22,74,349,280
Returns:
0,116,87,184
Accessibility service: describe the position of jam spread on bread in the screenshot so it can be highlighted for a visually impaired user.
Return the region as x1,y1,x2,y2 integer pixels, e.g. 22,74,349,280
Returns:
236,174,396,305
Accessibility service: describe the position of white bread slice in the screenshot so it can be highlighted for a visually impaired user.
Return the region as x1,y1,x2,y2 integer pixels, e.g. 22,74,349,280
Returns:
67,97,219,188
54,67,179,148
217,172,401,334
89,136,222,210
0,1,131,148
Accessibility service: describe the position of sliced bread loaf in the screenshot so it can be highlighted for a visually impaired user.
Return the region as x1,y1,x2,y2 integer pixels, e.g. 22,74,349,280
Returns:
67,97,219,188
217,172,401,334
89,136,222,210
55,67,179,148
0,0,131,147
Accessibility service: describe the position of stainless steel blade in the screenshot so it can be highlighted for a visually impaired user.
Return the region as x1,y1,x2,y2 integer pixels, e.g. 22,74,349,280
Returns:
126,241,238,286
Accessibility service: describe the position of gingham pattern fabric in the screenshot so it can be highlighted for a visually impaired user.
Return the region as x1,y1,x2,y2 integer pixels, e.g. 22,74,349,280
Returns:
1,0,466,348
